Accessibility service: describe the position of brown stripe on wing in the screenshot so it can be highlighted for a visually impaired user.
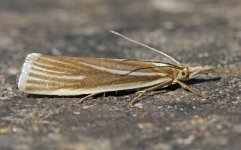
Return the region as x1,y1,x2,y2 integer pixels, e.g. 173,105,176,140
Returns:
37,55,95,74
31,66,71,75
25,85,61,92
33,62,74,74
26,72,84,83
68,57,159,73
79,73,161,89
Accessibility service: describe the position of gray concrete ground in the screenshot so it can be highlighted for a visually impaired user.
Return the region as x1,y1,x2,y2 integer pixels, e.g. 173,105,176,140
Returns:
0,0,241,150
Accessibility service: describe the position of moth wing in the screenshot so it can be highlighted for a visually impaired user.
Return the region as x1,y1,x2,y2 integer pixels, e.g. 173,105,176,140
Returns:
18,53,171,95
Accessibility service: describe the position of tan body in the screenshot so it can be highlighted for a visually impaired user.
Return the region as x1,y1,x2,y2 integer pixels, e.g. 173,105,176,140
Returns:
18,31,214,107
18,53,214,107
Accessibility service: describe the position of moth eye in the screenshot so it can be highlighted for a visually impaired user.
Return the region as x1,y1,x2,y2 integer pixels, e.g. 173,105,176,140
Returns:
182,72,186,76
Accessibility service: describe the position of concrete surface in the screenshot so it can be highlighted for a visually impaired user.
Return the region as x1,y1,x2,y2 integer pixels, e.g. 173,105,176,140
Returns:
0,0,241,150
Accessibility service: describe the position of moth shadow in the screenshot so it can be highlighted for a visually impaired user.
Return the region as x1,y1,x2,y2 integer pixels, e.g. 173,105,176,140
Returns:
26,89,137,99
149,77,221,97
26,94,84,99
167,77,220,91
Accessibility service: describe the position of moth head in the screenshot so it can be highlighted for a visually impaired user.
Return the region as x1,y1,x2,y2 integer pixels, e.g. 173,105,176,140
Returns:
188,65,215,78
177,65,190,80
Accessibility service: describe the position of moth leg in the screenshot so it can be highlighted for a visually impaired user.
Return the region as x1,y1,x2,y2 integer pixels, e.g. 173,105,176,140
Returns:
129,78,173,107
76,93,99,105
175,80,202,96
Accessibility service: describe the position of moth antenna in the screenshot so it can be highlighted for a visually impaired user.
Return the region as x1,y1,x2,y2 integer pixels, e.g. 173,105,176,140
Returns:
110,30,181,65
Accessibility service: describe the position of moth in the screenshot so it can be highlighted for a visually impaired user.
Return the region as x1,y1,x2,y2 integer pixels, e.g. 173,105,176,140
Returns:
18,31,214,107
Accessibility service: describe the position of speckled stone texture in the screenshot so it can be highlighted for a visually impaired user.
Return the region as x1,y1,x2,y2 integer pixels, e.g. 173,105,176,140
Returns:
0,0,241,150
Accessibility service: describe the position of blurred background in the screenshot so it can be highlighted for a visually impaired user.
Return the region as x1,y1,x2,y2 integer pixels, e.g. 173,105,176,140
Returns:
1,0,240,74
0,0,241,150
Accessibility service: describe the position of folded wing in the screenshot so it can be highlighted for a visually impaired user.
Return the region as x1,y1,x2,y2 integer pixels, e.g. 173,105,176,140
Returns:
18,53,170,95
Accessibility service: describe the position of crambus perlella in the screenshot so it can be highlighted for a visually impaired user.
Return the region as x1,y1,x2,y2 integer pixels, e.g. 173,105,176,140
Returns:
18,31,214,107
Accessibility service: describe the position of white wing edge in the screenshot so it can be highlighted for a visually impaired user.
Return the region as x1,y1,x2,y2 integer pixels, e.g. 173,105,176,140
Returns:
18,53,41,91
